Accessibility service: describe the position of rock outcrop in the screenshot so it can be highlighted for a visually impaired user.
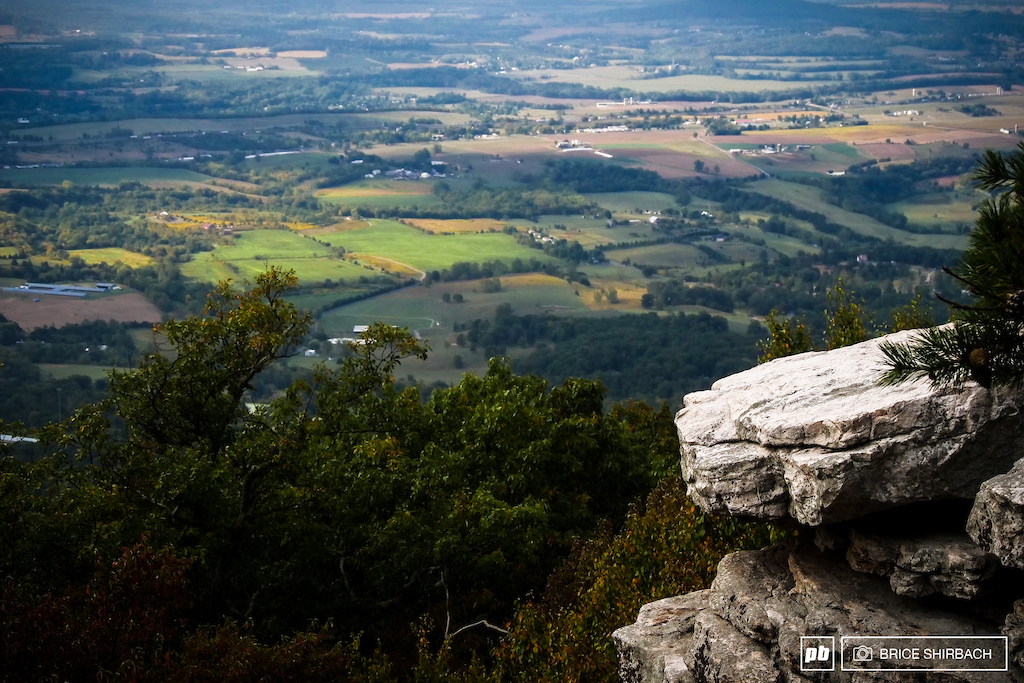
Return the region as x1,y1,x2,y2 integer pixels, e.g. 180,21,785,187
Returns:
615,331,1024,682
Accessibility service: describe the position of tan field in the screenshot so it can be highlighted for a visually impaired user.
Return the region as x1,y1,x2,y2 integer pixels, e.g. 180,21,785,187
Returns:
583,278,647,311
212,46,272,55
346,254,423,278
0,291,162,330
67,248,156,268
278,50,327,59
405,218,511,234
500,273,568,288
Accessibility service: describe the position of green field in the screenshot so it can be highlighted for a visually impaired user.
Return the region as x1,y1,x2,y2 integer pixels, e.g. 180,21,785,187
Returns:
41,364,121,381
241,151,337,170
0,167,232,187
17,111,474,141
508,66,829,92
317,179,445,209
317,192,444,210
509,214,662,249
154,64,319,83
743,179,967,249
180,229,375,284
316,220,557,272
820,142,862,159
316,273,589,384
730,216,821,258
583,191,681,215
888,193,980,231
609,243,707,269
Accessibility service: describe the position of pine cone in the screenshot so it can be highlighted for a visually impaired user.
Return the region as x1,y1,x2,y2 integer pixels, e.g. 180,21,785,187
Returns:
966,347,992,388
1006,290,1024,322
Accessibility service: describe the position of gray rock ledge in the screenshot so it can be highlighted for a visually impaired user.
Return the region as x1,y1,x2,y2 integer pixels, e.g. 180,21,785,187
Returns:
678,331,1024,525
968,457,1024,570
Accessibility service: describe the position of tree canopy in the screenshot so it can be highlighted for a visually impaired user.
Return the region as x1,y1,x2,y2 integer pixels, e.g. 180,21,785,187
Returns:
2,268,701,677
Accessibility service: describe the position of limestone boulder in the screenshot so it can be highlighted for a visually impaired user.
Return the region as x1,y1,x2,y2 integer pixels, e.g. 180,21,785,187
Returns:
616,544,1023,682
613,592,708,683
678,331,1024,525
846,529,999,600
968,457,1024,571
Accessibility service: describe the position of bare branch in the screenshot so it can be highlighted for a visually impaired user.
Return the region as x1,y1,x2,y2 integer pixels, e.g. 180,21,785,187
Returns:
446,619,510,640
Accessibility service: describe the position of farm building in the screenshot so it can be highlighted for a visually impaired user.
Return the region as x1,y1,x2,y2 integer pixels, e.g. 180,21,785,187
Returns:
2,282,116,298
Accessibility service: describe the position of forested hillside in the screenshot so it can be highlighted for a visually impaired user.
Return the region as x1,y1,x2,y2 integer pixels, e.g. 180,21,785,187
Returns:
0,269,781,680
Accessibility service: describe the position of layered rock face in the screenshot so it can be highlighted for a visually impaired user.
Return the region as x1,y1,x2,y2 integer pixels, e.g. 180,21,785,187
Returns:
614,331,1024,682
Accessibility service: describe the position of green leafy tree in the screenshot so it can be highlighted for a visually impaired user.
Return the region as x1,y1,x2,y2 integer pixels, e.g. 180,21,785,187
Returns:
824,279,869,350
881,142,1024,388
482,478,785,682
4,268,685,677
757,310,813,363
759,280,871,363
889,292,935,332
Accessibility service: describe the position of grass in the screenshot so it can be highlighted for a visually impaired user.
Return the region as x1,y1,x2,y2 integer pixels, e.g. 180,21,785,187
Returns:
317,181,437,199
0,167,234,187
68,248,155,268
609,243,707,269
16,111,471,141
821,142,862,159
315,220,557,273
743,178,967,249
41,364,121,381
508,215,661,249
729,218,820,258
888,193,979,231
507,66,829,92
152,64,319,83
286,284,393,313
180,229,376,284
319,274,585,331
582,191,681,214
316,272,589,386
316,180,444,209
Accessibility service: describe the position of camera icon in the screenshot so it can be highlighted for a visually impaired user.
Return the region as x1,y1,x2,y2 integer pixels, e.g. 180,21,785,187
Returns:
853,646,874,662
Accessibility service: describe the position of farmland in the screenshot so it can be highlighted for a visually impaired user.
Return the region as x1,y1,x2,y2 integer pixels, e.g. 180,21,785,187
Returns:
7,1,1024,680
179,229,373,284
0,166,241,188
67,248,156,268
0,0,1020,396
744,178,969,249
0,290,161,330
316,180,444,209
314,220,557,273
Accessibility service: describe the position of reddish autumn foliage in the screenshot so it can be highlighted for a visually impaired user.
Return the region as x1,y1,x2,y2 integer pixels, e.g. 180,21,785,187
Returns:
0,537,193,681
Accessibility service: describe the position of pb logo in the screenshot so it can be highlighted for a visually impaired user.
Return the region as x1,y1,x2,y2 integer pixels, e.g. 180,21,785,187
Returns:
801,636,835,672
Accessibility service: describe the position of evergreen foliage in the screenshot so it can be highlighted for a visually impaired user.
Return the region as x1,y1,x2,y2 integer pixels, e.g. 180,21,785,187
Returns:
881,142,1024,388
